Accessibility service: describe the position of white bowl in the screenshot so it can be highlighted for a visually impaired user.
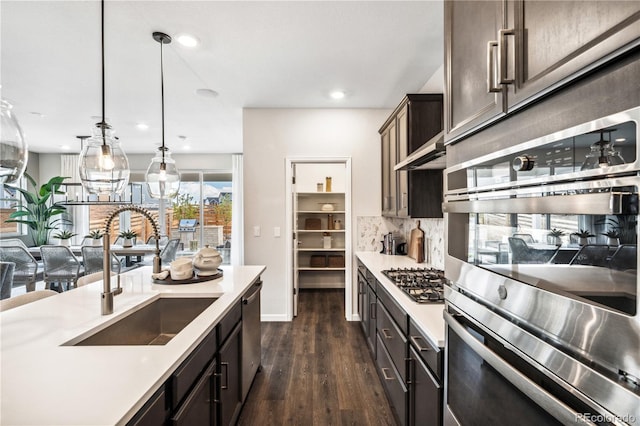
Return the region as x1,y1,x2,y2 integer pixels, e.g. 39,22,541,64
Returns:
170,269,192,280
170,258,193,280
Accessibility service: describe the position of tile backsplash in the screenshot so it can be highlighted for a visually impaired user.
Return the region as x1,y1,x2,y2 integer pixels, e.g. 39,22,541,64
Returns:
357,216,444,269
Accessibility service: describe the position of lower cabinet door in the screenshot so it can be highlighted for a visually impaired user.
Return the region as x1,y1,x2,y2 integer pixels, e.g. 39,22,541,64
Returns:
219,321,242,426
409,346,442,426
376,334,408,426
171,360,216,426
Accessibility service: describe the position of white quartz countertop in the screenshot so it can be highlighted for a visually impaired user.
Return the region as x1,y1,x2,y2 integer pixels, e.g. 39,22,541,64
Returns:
0,264,265,426
355,251,445,348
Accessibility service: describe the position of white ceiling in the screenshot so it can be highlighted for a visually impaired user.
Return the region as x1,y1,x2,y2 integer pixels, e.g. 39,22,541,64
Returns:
1,0,444,155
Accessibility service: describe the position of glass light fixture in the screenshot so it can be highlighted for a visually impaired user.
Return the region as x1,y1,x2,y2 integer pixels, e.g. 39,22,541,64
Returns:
78,122,129,195
146,32,180,199
0,99,28,184
78,0,129,195
580,129,625,170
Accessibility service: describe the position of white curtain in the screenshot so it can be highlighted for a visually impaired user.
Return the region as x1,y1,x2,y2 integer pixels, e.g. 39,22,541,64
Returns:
231,154,244,265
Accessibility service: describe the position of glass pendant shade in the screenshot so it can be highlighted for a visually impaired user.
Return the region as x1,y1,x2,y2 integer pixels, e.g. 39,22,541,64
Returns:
0,99,28,184
146,147,180,199
78,122,130,195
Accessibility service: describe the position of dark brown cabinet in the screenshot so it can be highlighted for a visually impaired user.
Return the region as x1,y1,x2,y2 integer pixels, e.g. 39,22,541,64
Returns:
380,94,444,218
218,322,242,426
357,261,443,426
127,282,262,426
444,0,640,144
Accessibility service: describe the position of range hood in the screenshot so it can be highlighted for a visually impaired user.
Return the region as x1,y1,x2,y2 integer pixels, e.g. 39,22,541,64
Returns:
394,131,446,171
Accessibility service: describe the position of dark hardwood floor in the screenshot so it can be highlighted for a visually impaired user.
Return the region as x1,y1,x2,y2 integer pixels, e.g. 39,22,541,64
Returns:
237,289,397,426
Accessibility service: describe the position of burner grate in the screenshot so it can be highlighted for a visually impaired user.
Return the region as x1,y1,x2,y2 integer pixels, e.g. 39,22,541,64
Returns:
381,267,447,304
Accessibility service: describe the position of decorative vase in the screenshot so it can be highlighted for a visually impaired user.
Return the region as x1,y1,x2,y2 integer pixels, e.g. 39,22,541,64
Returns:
93,239,102,247
607,237,620,246
578,237,588,246
123,238,133,248
554,236,562,246
60,239,70,247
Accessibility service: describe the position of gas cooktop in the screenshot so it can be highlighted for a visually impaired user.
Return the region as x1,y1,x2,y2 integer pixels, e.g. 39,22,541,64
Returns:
381,267,447,304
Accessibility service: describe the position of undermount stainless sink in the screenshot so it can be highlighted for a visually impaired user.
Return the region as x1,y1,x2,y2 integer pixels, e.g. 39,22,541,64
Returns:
71,297,217,346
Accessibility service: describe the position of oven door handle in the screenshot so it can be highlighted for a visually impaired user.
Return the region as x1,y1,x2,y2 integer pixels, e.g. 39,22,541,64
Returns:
443,191,635,215
444,311,596,426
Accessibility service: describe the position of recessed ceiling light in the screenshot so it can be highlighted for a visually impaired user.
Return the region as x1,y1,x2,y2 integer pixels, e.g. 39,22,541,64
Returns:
60,145,70,150
30,112,45,118
615,137,626,142
136,123,149,130
183,145,191,150
176,34,199,48
196,88,219,98
330,90,346,100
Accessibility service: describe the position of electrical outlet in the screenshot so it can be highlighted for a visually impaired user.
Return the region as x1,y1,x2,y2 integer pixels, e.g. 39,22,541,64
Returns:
253,226,261,237
274,227,281,237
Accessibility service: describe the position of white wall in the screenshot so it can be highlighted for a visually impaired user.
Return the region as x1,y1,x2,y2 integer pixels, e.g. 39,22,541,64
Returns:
243,108,390,321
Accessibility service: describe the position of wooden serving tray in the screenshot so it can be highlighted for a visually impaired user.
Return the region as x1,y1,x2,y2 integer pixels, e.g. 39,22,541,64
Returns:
152,269,223,284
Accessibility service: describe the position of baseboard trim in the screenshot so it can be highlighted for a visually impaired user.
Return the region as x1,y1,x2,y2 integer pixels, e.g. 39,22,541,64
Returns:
260,314,289,322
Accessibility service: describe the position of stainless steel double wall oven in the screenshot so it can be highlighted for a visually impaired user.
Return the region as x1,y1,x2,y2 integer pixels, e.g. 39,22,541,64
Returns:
443,107,640,425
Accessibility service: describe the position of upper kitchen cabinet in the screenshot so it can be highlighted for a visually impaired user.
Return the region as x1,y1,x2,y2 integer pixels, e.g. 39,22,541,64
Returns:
380,94,443,218
444,0,640,144
444,0,506,143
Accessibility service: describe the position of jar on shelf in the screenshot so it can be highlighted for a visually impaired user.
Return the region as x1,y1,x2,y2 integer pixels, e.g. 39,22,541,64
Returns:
325,176,332,192
327,214,334,229
323,233,332,249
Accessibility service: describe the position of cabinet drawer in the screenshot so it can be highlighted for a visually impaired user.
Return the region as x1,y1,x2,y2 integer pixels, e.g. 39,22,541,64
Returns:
377,284,408,335
409,345,442,426
376,334,408,426
408,319,442,382
218,301,241,345
171,360,215,426
377,302,408,380
171,329,217,409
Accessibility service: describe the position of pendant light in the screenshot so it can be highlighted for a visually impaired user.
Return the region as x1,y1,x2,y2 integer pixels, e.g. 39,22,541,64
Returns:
0,98,28,184
145,32,180,200
78,0,130,196
580,129,625,170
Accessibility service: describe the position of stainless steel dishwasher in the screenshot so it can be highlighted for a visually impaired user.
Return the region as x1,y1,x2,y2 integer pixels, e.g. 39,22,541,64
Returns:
241,279,262,402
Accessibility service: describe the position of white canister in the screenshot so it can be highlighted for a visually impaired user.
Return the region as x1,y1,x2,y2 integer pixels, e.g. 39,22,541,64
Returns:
323,236,332,249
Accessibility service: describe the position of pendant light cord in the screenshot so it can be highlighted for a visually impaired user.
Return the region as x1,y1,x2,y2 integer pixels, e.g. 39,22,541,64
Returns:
160,36,166,165
100,0,106,144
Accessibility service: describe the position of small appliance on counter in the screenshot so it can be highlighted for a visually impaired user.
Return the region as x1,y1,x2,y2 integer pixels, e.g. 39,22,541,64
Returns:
380,233,408,255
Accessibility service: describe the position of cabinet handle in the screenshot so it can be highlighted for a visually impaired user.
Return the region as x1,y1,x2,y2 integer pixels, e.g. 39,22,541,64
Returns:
498,28,516,85
381,328,393,339
487,40,501,93
410,335,432,352
401,192,408,209
370,302,376,320
221,362,229,390
381,367,395,381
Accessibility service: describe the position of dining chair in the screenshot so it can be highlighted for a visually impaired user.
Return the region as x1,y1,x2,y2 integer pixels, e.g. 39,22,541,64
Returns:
569,244,610,267
0,289,58,312
0,246,39,292
40,245,82,291
508,237,557,264
0,238,30,250
81,246,122,275
512,233,535,244
608,244,637,271
0,262,15,300
160,239,181,264
146,235,169,247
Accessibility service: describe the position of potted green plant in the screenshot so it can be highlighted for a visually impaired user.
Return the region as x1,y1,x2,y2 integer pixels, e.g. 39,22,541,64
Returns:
53,230,77,246
118,229,137,248
602,229,621,246
548,228,565,246
3,172,69,246
571,229,594,246
85,229,104,246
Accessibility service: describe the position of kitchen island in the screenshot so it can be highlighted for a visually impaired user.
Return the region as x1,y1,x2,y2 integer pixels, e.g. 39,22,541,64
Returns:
0,264,265,426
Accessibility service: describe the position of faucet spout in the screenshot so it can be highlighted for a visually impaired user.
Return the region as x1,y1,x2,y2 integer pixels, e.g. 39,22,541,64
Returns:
101,205,162,315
